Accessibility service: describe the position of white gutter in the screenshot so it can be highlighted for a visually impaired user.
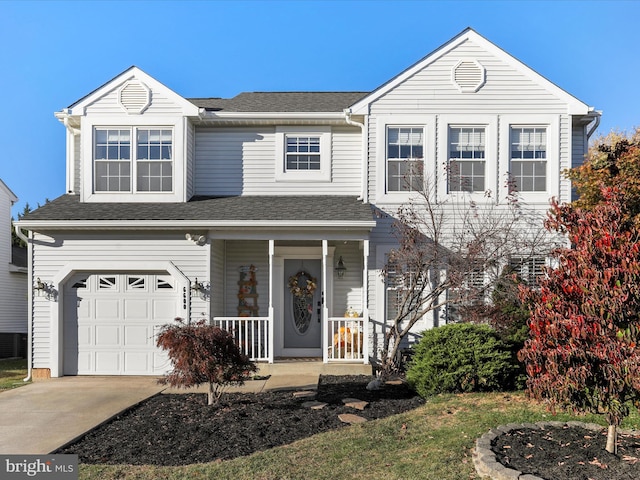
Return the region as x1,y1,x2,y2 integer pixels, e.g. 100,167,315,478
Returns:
344,109,367,202
14,224,32,382
16,219,377,230
200,111,347,121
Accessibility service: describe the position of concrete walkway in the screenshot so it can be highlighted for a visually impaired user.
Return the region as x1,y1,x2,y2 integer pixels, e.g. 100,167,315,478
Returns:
0,374,320,455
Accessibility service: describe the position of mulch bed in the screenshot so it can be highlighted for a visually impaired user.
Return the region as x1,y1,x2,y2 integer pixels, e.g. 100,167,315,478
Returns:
493,424,640,480
56,375,424,466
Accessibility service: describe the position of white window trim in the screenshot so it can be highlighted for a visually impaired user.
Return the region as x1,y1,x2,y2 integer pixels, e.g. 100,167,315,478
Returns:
81,115,185,203
375,115,436,204
437,115,498,204
275,126,331,182
499,114,559,204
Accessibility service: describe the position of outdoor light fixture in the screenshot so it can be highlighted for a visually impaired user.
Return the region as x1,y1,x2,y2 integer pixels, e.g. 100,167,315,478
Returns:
191,278,205,292
34,277,57,300
335,256,347,278
185,233,207,246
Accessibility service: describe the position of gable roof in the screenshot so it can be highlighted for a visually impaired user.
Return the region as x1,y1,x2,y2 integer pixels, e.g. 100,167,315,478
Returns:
18,195,375,230
349,27,594,116
0,178,18,204
63,66,200,116
190,92,368,113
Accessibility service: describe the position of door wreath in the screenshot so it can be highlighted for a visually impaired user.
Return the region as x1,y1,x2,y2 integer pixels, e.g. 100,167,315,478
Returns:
287,271,317,298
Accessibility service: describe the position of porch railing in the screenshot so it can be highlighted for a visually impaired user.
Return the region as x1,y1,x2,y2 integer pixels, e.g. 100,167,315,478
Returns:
213,317,271,362
327,317,365,361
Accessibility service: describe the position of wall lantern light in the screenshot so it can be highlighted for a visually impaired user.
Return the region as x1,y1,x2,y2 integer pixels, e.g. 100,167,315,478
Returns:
335,256,347,278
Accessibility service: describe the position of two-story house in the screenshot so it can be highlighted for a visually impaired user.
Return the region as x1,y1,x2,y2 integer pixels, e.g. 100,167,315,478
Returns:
0,179,27,358
17,28,599,378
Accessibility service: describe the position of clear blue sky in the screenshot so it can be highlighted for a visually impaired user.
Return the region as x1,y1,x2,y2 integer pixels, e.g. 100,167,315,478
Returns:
2,0,639,217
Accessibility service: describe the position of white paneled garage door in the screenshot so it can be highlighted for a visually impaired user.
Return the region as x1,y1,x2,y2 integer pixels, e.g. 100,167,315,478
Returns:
63,273,178,375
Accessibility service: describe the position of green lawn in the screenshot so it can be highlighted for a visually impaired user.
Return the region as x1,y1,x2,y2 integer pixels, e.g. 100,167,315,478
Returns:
78,391,640,480
0,358,29,391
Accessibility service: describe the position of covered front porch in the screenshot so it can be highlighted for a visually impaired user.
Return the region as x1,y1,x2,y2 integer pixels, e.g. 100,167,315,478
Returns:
208,239,371,364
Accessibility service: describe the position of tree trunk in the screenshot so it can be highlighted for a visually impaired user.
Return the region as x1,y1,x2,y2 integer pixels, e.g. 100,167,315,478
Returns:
606,424,617,455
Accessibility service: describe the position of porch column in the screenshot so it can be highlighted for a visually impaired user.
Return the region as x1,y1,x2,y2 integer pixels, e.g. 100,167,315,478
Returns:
362,239,370,364
268,239,274,363
322,240,329,363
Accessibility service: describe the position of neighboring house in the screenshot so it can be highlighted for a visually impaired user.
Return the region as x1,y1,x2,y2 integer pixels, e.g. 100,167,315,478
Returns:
0,179,27,358
17,28,599,378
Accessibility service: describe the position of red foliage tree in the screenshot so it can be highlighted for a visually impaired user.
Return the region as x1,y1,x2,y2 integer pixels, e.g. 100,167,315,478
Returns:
518,186,640,454
157,318,257,405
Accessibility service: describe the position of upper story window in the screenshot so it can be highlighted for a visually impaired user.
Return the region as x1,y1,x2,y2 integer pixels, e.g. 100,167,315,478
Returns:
275,126,331,182
510,127,547,192
386,126,424,192
94,127,173,193
448,126,486,192
286,136,321,171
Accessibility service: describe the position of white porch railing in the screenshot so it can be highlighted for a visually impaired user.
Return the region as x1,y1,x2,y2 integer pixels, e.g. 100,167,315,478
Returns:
213,317,271,362
327,317,365,361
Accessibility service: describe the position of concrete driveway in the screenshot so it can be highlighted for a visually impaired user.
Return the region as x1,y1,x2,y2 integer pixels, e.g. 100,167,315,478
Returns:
0,377,164,454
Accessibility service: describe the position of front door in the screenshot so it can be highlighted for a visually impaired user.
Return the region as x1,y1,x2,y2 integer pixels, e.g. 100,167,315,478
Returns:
282,259,322,356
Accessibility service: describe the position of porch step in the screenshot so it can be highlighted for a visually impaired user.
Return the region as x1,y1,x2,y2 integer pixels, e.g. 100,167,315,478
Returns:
256,360,373,377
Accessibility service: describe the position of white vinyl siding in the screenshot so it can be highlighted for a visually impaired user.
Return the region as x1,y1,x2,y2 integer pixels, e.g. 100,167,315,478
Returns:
194,126,361,196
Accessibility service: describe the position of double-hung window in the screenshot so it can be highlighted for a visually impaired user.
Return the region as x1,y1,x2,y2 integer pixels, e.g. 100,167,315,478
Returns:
510,127,547,192
275,126,330,182
386,126,424,192
286,136,321,171
448,126,486,192
509,256,546,286
94,127,173,193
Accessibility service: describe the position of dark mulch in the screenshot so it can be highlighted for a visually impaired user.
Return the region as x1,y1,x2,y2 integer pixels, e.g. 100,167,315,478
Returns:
56,375,424,466
493,424,640,480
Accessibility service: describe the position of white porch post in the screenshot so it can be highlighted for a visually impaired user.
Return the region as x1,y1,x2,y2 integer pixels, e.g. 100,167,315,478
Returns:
268,239,275,363
362,239,370,364
322,240,329,363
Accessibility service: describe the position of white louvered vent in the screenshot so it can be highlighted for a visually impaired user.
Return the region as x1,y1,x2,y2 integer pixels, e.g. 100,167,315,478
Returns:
117,81,151,114
452,60,486,93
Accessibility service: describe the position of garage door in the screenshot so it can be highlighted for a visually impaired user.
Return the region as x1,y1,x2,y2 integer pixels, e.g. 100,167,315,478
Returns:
63,273,179,375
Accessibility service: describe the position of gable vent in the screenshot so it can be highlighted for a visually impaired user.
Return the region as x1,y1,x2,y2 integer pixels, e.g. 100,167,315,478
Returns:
118,80,151,114
452,60,485,93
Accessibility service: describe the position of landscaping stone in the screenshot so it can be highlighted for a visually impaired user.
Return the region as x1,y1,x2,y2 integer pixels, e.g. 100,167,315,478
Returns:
302,401,327,410
338,413,367,424
342,398,368,410
292,390,316,399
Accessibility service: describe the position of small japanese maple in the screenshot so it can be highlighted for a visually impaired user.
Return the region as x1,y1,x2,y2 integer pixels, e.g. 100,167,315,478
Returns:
157,318,257,405
519,186,640,454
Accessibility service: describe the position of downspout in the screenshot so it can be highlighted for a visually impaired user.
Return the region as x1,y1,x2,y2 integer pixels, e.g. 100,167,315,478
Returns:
14,224,32,382
344,109,367,202
586,110,601,141
62,116,80,195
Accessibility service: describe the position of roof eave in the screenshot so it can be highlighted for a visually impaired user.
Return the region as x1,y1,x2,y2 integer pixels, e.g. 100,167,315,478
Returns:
16,219,377,231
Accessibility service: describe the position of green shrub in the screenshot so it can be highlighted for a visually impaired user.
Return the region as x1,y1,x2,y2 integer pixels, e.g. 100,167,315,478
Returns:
406,323,517,398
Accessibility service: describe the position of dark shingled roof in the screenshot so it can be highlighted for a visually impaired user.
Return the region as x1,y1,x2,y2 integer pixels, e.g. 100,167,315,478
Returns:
21,195,374,224
189,92,369,113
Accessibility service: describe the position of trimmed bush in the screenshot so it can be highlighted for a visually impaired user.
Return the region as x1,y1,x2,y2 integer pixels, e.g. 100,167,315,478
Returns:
406,323,517,398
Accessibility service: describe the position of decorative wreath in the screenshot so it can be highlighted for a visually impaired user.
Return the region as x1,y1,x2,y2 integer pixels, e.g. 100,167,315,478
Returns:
288,271,317,298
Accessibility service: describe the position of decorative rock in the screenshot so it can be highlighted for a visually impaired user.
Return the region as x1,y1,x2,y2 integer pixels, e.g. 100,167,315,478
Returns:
366,378,383,391
302,401,327,410
338,413,367,424
342,398,369,410
292,390,316,399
